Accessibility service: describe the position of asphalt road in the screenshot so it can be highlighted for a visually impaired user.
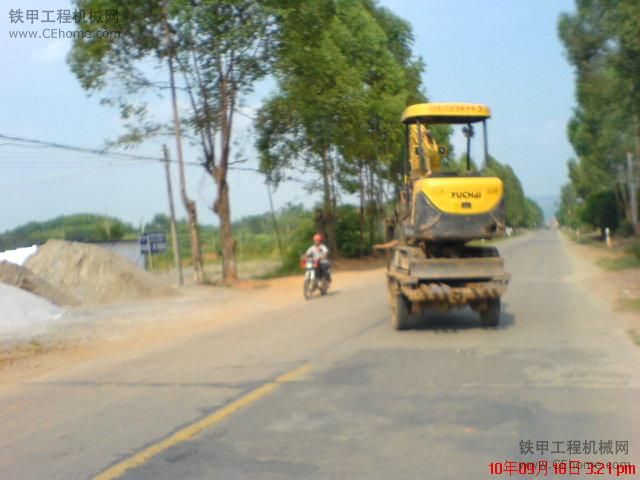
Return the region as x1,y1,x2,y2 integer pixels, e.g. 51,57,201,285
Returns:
1,230,639,479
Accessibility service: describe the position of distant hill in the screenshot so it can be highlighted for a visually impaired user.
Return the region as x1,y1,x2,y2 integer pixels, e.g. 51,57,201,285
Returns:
529,195,558,221
0,214,136,251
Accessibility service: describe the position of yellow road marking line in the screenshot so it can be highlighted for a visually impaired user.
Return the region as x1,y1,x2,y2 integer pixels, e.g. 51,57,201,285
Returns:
274,363,312,383
94,363,312,480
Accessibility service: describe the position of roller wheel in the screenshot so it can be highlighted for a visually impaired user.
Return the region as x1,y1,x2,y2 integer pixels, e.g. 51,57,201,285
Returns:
480,298,501,327
391,292,411,331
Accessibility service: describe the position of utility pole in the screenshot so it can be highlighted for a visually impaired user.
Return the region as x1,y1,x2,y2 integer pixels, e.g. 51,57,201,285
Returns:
163,144,184,286
628,152,639,235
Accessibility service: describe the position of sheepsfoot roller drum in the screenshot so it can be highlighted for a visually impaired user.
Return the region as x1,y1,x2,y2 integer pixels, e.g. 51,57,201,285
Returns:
384,102,511,329
386,245,510,329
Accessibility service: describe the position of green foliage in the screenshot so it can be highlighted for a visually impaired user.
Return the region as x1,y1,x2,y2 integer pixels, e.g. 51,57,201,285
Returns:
579,189,619,232
556,182,583,229
69,0,280,279
0,214,135,250
617,220,636,237
481,157,543,228
145,213,171,232
617,299,640,316
524,197,545,228
557,1,640,230
598,255,640,271
274,211,316,274
257,0,429,255
597,238,640,271
626,241,640,260
444,154,478,174
335,204,371,258
148,203,322,268
0,202,383,274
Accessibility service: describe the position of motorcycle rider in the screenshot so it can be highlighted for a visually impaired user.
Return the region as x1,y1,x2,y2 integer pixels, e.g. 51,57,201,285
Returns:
304,233,331,283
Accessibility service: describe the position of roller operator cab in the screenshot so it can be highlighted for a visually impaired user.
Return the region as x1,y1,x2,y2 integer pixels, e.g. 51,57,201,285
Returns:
401,103,506,242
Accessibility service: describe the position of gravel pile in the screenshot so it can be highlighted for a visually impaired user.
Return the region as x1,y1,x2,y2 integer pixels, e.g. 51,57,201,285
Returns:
25,240,176,305
0,261,79,306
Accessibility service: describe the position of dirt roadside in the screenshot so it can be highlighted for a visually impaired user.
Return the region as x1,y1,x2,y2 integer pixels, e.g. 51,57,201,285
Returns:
3,236,638,383
0,260,386,383
561,232,640,345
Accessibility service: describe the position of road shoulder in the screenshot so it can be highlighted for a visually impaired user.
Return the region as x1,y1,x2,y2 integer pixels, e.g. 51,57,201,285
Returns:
560,231,640,347
0,266,384,384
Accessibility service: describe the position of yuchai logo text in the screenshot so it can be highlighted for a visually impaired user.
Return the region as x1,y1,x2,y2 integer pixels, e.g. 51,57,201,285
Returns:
451,191,481,199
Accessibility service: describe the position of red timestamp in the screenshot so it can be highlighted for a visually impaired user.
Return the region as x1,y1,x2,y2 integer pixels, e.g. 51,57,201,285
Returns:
489,460,637,476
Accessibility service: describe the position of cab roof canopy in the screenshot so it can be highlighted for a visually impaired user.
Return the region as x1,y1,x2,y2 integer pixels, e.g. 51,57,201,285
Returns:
401,102,491,125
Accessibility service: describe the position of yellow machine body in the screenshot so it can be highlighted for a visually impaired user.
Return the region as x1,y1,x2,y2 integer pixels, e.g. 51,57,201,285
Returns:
402,102,492,124
413,176,503,215
386,103,509,330
401,102,505,241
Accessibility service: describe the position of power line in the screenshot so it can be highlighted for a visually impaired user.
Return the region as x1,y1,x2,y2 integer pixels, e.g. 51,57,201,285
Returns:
0,163,150,197
0,133,203,167
0,133,272,175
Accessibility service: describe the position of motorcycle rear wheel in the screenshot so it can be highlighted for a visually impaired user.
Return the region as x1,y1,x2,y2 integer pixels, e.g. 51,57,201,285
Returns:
320,279,328,295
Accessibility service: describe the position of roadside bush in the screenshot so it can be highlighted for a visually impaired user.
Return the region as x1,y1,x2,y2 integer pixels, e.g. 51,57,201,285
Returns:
579,190,620,234
279,217,316,273
236,232,277,259
336,205,367,258
618,220,636,238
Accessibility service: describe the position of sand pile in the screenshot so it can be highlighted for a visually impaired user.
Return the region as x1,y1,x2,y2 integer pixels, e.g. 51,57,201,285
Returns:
0,261,79,306
25,240,176,305
0,283,64,337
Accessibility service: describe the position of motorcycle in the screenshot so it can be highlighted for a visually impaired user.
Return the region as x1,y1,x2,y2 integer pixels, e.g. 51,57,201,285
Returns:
301,257,329,300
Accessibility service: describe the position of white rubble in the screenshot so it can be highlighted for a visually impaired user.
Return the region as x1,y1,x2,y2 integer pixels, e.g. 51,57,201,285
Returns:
0,245,38,266
0,282,65,340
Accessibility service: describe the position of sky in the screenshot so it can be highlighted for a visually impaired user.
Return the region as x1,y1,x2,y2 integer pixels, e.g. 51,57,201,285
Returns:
0,0,576,233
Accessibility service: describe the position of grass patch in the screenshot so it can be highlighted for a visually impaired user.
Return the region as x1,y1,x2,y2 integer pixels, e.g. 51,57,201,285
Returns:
616,298,640,312
625,241,640,261
258,263,303,279
597,255,640,271
627,329,640,346
576,234,603,246
564,229,603,246
577,236,599,245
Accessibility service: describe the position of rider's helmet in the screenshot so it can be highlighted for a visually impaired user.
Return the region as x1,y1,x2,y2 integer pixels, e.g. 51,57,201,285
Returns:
313,233,323,244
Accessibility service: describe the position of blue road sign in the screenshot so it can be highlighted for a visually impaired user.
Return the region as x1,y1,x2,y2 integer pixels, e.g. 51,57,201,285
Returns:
140,232,167,254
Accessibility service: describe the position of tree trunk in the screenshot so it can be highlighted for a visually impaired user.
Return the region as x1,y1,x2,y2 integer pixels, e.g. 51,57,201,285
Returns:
267,182,285,262
634,114,640,236
627,152,639,235
634,113,640,166
366,163,377,247
185,200,204,282
321,149,338,256
211,62,239,281
214,178,237,281
376,168,386,241
358,161,366,258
